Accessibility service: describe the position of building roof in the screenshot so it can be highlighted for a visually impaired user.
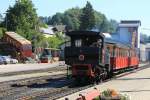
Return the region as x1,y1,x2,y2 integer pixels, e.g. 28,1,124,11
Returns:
119,23,141,27
40,25,66,36
5,32,31,45
53,25,66,32
40,26,55,35
103,32,131,48
66,31,104,38
119,20,141,27
121,20,141,24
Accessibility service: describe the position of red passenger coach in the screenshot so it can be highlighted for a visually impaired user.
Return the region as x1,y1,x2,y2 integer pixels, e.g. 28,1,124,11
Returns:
106,42,139,70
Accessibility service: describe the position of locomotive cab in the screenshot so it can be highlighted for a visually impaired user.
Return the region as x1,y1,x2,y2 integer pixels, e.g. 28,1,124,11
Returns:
65,31,107,83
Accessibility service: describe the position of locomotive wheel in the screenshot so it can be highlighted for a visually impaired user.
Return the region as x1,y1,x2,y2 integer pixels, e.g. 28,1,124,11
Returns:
94,66,107,84
74,77,81,85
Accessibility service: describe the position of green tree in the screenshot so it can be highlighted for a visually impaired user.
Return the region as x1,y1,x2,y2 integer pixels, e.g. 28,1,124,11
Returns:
45,3,118,33
49,13,64,25
0,27,6,38
97,15,118,33
0,14,3,24
79,1,96,30
3,0,39,40
48,7,82,31
47,36,63,48
63,14,74,30
99,16,110,32
94,11,105,30
64,7,82,30
108,19,118,33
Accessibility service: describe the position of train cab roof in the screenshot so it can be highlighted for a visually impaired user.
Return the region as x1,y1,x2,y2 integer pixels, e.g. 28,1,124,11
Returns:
66,31,104,38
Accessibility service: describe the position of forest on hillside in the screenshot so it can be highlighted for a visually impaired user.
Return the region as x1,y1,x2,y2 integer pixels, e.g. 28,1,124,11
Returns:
0,1,136,50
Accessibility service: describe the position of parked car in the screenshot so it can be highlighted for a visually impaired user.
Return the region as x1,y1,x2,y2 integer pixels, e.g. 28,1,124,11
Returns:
0,57,4,65
0,55,18,64
10,58,18,64
1,56,11,64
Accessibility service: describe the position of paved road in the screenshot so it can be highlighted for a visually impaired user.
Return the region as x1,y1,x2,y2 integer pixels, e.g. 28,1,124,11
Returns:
0,61,66,82
0,62,65,74
59,63,150,100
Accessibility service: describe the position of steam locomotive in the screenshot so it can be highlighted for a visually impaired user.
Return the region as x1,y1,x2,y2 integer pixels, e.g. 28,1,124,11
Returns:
65,31,139,83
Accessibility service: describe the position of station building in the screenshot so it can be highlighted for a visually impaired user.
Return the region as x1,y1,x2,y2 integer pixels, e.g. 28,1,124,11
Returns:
146,43,150,61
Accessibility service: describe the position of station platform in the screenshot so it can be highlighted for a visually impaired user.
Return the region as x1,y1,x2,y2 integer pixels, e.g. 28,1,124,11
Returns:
58,63,150,100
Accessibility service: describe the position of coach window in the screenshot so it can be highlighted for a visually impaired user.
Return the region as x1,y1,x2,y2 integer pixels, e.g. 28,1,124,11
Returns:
125,50,127,56
120,50,121,57
127,51,129,56
115,49,117,57
119,49,120,57
134,52,136,57
118,49,119,57
132,51,134,57
111,48,114,57
117,49,119,57
121,49,122,57
116,49,118,57
124,50,126,57
109,48,112,57
124,50,125,57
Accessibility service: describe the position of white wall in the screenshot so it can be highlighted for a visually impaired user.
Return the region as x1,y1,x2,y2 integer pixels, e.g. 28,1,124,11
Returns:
118,27,132,44
140,44,146,62
138,27,141,48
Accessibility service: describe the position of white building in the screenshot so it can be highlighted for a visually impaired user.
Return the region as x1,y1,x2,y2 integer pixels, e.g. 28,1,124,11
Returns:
39,25,66,38
117,20,141,48
146,43,150,61
40,26,55,38
140,43,147,62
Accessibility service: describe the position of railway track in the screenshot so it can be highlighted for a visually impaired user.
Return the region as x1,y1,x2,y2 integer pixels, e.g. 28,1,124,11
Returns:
0,64,149,100
0,74,68,100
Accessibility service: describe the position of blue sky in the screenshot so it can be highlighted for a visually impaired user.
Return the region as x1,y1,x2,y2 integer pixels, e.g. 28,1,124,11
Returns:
0,0,150,35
